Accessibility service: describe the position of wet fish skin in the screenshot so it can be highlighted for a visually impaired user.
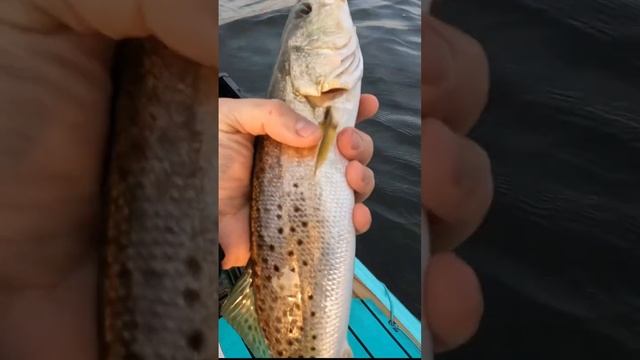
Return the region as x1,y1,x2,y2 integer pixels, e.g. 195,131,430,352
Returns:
104,37,217,359
226,0,363,358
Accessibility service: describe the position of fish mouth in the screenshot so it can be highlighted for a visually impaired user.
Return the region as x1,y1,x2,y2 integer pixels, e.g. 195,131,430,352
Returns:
289,29,362,105
306,87,349,107
301,45,362,107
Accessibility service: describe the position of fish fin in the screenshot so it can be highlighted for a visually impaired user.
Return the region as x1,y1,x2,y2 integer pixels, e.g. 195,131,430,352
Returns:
341,340,353,358
314,107,338,174
220,268,271,358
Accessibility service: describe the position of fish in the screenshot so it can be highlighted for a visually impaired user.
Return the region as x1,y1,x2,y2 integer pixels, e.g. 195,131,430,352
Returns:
103,37,217,359
221,0,364,358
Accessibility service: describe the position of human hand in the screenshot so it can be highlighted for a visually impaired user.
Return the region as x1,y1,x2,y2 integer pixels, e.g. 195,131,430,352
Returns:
0,1,214,359
218,95,379,269
422,14,493,352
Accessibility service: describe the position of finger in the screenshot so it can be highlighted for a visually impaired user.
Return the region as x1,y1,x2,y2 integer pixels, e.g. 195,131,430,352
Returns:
219,207,251,270
356,94,379,122
220,98,322,148
38,0,216,66
346,161,375,203
424,252,483,353
423,15,489,134
353,203,372,235
337,127,374,165
422,118,493,251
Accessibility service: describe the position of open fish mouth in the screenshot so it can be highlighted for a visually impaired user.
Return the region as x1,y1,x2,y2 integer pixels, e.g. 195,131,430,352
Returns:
295,45,363,105
306,87,349,107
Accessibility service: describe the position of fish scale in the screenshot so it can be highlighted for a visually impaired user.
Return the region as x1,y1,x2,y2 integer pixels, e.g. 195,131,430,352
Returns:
104,37,217,359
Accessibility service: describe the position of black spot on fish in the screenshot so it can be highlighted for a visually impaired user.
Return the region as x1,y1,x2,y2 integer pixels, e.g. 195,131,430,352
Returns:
278,227,284,235
290,226,296,233
311,311,316,317
269,244,275,252
311,346,316,351
301,221,308,228
293,183,299,188
294,206,301,213
277,350,284,356
182,288,200,307
303,260,308,266
288,339,294,346
164,223,177,235
312,334,317,340
262,257,269,264
277,204,282,211
297,239,303,246
186,330,203,352
290,267,296,273
276,214,282,219
274,265,280,272
288,250,294,257
185,257,201,278
308,294,314,300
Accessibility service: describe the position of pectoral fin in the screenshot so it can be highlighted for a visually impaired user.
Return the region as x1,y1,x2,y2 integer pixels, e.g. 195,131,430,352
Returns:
315,107,338,174
220,269,271,358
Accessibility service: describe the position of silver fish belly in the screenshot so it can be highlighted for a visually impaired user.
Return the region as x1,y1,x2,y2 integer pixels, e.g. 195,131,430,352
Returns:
222,0,363,358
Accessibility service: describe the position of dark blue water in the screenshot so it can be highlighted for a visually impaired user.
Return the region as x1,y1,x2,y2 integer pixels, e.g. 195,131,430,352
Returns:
219,0,422,317
435,1,640,358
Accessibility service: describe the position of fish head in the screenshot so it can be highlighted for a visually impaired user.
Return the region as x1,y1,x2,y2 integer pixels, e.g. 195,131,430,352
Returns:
277,0,363,109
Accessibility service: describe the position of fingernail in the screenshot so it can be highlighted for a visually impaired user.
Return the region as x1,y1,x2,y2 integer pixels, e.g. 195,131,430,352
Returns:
351,130,362,151
295,118,319,137
221,257,230,270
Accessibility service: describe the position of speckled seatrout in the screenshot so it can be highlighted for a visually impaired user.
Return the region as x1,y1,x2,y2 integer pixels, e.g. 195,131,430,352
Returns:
103,37,217,359
221,0,363,358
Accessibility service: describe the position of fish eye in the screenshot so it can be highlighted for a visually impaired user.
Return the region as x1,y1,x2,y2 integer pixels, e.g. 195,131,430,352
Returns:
296,2,312,17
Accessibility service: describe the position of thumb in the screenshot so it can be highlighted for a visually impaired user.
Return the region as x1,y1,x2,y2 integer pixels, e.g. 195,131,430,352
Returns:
30,0,216,66
219,98,322,148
